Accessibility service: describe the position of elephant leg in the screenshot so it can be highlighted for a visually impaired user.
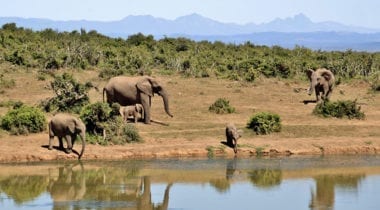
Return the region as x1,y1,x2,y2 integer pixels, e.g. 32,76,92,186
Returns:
65,135,72,154
134,111,139,123
233,138,238,154
315,91,321,103
48,136,54,150
324,86,332,101
58,137,64,150
141,97,151,124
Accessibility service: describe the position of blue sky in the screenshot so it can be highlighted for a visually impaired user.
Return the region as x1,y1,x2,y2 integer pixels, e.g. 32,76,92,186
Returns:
1,0,380,29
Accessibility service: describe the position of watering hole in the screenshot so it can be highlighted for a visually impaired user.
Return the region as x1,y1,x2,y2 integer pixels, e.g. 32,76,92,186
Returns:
1,155,380,210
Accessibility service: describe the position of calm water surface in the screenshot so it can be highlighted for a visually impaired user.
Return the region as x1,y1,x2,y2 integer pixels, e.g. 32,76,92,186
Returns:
1,155,380,210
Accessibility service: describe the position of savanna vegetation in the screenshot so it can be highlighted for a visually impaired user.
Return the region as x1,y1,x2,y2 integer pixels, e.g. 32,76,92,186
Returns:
1,23,379,84
0,22,380,158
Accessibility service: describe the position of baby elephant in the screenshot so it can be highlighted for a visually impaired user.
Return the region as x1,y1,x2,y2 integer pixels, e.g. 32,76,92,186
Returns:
119,104,144,123
48,113,86,159
225,123,242,154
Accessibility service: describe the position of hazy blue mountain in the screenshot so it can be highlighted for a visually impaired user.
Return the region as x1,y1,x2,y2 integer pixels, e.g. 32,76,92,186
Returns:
181,32,380,51
1,13,380,51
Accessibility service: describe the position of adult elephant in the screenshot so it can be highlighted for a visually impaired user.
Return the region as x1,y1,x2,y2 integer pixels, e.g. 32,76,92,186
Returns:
48,113,86,159
103,76,173,124
306,68,335,103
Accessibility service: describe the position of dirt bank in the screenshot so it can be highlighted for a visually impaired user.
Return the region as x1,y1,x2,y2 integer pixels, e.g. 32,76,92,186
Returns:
0,132,379,163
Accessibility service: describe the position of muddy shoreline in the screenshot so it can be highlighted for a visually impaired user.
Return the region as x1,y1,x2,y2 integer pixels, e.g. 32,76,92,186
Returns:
1,133,379,163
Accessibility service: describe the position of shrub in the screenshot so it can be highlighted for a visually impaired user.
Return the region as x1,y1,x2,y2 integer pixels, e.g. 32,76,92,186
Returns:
80,102,113,135
313,100,365,119
1,105,46,135
40,73,91,113
247,112,281,135
209,98,235,114
80,102,142,145
104,120,142,144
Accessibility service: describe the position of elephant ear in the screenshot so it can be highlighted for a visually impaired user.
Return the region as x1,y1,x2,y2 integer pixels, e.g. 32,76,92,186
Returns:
136,77,153,97
306,69,314,80
321,70,333,81
67,119,76,134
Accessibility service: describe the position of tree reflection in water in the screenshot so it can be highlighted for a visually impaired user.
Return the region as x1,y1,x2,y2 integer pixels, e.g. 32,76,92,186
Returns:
0,175,48,204
248,168,282,188
309,174,365,210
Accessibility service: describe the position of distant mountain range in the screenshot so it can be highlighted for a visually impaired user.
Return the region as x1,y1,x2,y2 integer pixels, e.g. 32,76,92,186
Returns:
1,13,380,51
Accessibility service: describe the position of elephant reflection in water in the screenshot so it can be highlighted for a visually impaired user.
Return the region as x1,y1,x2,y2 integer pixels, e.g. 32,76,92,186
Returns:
137,176,173,210
47,163,86,208
209,158,238,193
309,174,365,210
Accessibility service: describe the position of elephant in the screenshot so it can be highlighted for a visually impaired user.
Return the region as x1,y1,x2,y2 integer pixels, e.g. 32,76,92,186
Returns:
103,76,173,124
48,113,86,159
306,68,335,103
225,123,242,154
119,104,144,123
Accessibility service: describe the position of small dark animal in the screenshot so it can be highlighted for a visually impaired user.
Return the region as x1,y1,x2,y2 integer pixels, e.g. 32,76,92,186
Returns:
225,123,242,154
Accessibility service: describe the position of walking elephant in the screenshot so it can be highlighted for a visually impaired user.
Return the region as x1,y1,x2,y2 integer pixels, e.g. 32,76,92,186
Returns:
103,76,173,124
306,68,335,103
119,104,144,123
48,113,86,159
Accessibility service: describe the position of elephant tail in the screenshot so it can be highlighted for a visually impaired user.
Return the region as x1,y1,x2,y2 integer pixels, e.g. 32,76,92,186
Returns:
102,88,106,103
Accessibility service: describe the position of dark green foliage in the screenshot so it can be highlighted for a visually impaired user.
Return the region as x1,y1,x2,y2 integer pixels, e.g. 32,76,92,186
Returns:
313,100,365,119
80,102,142,145
247,112,282,135
40,73,90,113
80,102,113,135
1,23,379,82
1,105,46,135
209,98,235,114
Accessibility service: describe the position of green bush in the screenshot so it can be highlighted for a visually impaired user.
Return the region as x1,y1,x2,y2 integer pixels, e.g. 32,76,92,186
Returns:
247,112,282,135
80,102,142,145
1,105,46,135
104,119,142,144
209,98,235,114
40,73,91,113
80,102,113,135
313,100,365,119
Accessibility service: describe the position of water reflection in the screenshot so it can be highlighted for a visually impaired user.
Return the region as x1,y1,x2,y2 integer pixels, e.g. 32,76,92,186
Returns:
309,174,365,210
0,174,48,204
0,156,380,210
47,163,86,209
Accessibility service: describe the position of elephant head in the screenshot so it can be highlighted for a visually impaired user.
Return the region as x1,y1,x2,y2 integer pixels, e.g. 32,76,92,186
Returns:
306,68,335,102
136,76,173,123
70,119,86,159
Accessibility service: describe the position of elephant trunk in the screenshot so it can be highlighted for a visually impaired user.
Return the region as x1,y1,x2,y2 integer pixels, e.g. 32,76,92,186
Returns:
160,90,173,118
78,132,85,159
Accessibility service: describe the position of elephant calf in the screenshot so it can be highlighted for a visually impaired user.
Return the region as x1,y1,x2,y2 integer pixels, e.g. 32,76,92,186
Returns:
48,113,86,159
119,104,144,123
225,123,242,154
